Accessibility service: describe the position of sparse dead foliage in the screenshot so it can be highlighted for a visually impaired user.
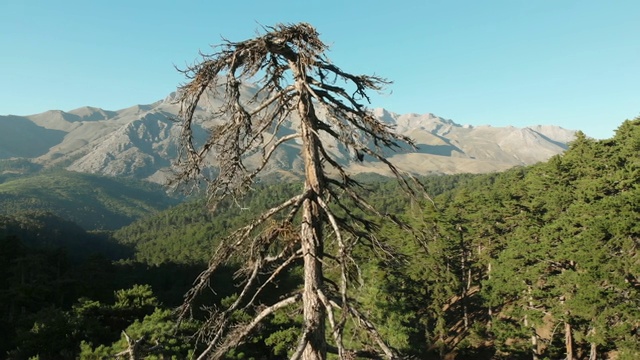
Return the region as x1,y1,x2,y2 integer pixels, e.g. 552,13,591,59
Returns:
174,23,423,360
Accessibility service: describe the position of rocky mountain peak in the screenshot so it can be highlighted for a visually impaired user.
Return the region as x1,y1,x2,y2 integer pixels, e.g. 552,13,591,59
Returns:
67,106,118,121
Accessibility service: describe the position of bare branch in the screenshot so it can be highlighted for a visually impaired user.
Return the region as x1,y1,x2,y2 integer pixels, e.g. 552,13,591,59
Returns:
318,289,346,358
327,298,400,360
245,247,303,308
201,294,302,360
178,192,308,319
290,327,312,360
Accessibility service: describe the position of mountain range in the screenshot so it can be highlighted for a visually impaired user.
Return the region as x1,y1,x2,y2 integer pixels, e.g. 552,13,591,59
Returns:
0,87,576,183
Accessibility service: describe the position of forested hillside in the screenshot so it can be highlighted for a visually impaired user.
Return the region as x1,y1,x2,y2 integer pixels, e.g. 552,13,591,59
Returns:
0,169,179,230
2,119,638,359
0,213,208,359
373,119,640,359
111,173,477,265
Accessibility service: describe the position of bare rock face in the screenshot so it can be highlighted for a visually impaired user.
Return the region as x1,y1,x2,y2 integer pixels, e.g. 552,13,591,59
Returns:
67,112,178,178
355,110,573,176
0,87,576,182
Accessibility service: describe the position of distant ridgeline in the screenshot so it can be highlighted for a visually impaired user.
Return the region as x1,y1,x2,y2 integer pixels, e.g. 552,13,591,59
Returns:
0,118,638,359
0,93,576,183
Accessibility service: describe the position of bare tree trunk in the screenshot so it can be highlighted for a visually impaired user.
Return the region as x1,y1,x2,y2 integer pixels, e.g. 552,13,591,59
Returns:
565,321,573,360
589,342,597,360
530,329,538,360
297,72,326,360
525,286,539,360
117,331,142,360
464,267,471,331
588,327,597,360
487,262,493,329
523,315,539,360
300,197,326,360
459,229,469,331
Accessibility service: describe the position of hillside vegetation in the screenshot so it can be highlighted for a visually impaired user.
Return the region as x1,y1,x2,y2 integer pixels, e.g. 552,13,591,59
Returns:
1,118,638,359
372,119,640,358
0,169,179,230
111,173,477,265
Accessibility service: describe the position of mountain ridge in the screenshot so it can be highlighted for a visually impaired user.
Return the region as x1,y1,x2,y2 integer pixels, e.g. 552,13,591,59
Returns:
0,88,576,182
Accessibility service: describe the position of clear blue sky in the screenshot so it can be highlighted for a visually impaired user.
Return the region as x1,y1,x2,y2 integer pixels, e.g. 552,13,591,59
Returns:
1,0,638,139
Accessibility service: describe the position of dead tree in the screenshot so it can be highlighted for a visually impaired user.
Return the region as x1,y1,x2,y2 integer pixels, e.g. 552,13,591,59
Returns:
115,331,165,360
174,23,420,360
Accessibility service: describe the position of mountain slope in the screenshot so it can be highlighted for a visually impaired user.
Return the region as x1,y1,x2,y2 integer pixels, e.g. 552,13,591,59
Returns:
0,88,577,181
0,170,180,230
0,116,67,158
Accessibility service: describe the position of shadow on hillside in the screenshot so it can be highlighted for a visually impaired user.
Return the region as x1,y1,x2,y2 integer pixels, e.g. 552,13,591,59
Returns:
0,116,67,158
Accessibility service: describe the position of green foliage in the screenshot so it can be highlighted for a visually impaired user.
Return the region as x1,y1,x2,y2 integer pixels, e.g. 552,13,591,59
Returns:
0,169,179,230
112,175,472,266
0,158,42,183
347,118,640,358
478,119,640,357
112,182,303,265
4,118,640,358
114,284,158,309
0,219,199,359
10,307,75,360
0,211,130,261
80,308,200,359
10,283,191,360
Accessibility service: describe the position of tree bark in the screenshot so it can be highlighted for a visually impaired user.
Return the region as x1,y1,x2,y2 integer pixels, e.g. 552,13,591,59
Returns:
487,262,493,329
300,196,326,360
525,286,539,360
523,314,538,360
588,327,597,360
459,230,469,331
565,321,573,360
589,342,597,360
296,66,326,360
